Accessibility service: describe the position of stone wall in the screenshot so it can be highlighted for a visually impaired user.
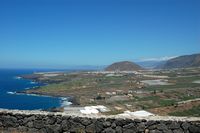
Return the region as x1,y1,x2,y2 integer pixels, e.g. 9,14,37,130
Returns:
0,109,200,133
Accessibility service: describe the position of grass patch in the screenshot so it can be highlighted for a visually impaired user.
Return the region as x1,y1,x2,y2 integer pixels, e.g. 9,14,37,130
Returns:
179,96,199,101
159,99,176,107
169,106,200,117
137,95,160,101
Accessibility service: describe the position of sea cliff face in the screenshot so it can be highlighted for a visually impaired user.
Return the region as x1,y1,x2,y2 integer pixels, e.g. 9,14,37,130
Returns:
0,109,200,133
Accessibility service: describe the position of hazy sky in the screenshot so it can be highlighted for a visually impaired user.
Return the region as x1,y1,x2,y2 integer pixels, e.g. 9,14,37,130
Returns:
0,0,199,68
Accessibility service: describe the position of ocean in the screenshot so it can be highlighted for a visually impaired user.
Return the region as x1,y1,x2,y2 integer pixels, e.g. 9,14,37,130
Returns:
0,69,71,110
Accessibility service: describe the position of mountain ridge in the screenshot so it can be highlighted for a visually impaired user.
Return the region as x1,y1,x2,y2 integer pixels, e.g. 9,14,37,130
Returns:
156,53,200,69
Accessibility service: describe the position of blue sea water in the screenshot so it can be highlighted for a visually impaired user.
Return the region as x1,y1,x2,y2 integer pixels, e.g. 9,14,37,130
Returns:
0,69,70,110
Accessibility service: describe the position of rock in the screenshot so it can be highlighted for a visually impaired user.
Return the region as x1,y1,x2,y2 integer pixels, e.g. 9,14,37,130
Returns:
56,117,62,124
103,121,111,128
95,120,104,133
62,116,70,121
80,118,92,126
181,122,190,130
114,119,127,126
188,125,200,133
18,126,28,132
38,128,47,133
162,130,173,133
173,129,184,133
23,115,36,124
123,123,137,133
123,123,136,129
149,130,162,133
137,123,146,132
15,114,24,120
61,120,70,131
46,124,62,133
142,119,147,122
111,123,117,128
46,117,56,125
2,115,18,127
148,124,157,130
27,121,34,128
33,120,44,129
106,118,115,123
86,123,96,133
168,122,180,130
103,127,116,133
134,119,142,123
156,123,168,131
145,129,150,133
146,121,157,127
69,121,85,133
116,126,122,133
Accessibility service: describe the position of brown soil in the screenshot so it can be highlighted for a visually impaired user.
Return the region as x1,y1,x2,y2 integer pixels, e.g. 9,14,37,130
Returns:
149,100,200,116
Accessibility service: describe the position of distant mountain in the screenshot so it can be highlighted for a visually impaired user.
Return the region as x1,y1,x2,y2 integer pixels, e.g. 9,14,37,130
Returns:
105,61,143,71
157,53,200,69
136,60,166,69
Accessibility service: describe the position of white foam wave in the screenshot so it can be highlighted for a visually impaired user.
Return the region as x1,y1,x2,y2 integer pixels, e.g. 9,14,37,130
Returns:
15,76,22,80
60,97,72,107
7,91,16,95
30,81,37,84
17,93,52,98
7,91,52,98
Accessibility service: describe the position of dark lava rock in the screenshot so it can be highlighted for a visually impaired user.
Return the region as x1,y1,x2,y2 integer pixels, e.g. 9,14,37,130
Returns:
123,123,137,133
69,121,85,133
188,125,200,133
56,117,62,124
46,117,56,125
146,121,157,127
95,120,104,133
86,123,96,133
173,129,184,133
114,119,128,126
80,118,92,126
137,123,146,132
148,124,158,130
134,119,142,123
168,122,180,130
103,121,112,128
157,123,168,131
45,124,62,133
27,121,34,128
111,123,117,128
61,120,70,131
116,126,122,133
103,127,116,133
149,130,162,133
33,120,44,129
2,115,18,127
181,122,190,131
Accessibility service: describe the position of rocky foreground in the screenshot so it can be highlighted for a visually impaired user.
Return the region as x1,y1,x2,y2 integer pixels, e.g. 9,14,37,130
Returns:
0,109,200,133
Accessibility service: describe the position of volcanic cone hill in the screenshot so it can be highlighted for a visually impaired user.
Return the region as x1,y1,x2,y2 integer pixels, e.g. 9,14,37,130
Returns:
105,61,143,71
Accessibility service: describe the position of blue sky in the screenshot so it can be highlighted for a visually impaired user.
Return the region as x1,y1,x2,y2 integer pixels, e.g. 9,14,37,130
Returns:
0,0,199,68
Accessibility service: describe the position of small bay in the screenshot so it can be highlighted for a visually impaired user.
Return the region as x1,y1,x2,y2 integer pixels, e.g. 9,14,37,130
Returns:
0,69,70,110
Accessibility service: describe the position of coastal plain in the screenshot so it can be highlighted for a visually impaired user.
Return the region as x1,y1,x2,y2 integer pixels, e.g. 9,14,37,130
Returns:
21,67,200,117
